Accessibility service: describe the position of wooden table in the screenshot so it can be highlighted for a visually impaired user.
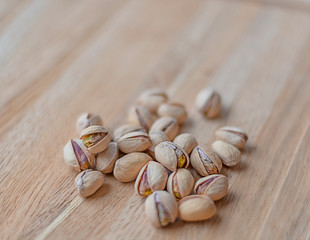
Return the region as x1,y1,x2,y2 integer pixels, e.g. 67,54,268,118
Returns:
1,0,310,239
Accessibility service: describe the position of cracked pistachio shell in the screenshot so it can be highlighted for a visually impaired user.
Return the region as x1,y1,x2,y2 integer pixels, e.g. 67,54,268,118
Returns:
194,174,228,201
113,124,146,142
190,145,222,176
195,88,221,118
212,140,241,166
178,195,216,222
149,117,179,141
63,138,95,171
128,106,156,130
135,161,168,196
173,133,198,155
157,103,187,124
167,169,194,200
147,131,169,159
76,113,103,133
118,131,151,153
80,126,112,154
215,126,248,149
95,142,119,173
145,191,178,227
138,89,168,112
113,152,152,182
154,141,189,172
75,169,104,197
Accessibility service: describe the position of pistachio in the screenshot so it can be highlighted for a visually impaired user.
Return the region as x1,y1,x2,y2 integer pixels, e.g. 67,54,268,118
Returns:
215,126,248,149
76,113,103,133
212,140,241,166
173,133,198,154
194,174,228,201
145,191,178,227
154,141,189,171
138,89,168,112
63,138,95,171
118,131,151,153
128,106,155,130
113,124,146,142
135,161,168,196
190,145,222,176
95,142,119,173
167,169,194,200
178,195,216,222
75,169,104,197
195,88,221,118
113,152,152,182
147,131,169,159
149,117,179,141
157,103,187,124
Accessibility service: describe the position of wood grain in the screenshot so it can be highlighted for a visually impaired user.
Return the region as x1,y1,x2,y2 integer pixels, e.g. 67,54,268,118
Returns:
1,0,310,239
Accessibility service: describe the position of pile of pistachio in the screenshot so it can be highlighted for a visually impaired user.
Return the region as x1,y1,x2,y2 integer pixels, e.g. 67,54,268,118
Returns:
63,88,248,227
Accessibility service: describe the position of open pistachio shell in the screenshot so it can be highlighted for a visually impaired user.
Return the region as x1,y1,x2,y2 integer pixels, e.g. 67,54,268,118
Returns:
75,169,104,197
167,168,194,200
173,133,198,155
149,117,179,141
128,106,155,130
215,126,248,149
113,124,146,142
118,131,151,153
212,140,241,166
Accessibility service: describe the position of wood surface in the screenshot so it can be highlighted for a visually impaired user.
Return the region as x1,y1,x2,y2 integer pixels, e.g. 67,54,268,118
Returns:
1,0,310,239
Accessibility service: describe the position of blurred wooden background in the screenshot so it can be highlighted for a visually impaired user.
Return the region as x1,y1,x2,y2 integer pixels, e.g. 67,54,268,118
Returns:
1,0,310,239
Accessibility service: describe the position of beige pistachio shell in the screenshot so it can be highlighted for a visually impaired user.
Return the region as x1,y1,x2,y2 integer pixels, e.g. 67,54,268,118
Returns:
194,174,228,201
212,140,241,166
113,152,152,182
195,88,221,118
190,145,222,176
138,89,168,112
80,126,112,154
63,139,95,171
128,106,155,130
145,191,178,227
134,161,168,196
149,117,179,141
113,124,146,142
118,131,151,153
95,142,119,173
157,103,187,124
215,126,248,149
147,131,169,159
154,141,189,171
167,169,194,200
75,170,104,197
173,133,198,154
178,195,216,222
76,113,103,133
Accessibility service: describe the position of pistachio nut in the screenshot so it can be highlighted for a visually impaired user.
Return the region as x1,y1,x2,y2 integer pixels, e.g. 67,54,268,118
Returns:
149,117,179,141
178,195,216,222
113,124,146,142
195,88,221,118
113,152,152,182
212,140,241,166
75,169,104,197
215,126,248,149
138,89,168,112
135,161,168,196
145,190,178,227
173,133,198,154
63,138,95,171
194,174,228,201
118,131,151,153
76,113,103,133
154,141,189,171
157,103,187,124
95,142,119,173
128,106,155,130
190,144,222,176
147,131,169,159
167,169,194,200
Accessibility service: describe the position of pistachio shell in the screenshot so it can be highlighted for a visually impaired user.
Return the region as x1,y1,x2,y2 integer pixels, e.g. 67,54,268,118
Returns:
113,124,146,142
195,88,221,118
194,174,228,201
75,170,104,197
157,103,187,124
76,113,103,133
95,142,119,173
215,126,248,149
147,131,169,159
145,191,178,227
149,117,179,141
118,131,151,153
134,161,168,196
173,133,198,154
190,144,222,176
138,89,168,112
178,195,216,221
167,169,194,200
212,140,241,166
113,152,152,182
128,106,155,130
